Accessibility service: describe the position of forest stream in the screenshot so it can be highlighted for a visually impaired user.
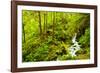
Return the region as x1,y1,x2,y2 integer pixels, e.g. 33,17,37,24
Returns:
69,34,81,57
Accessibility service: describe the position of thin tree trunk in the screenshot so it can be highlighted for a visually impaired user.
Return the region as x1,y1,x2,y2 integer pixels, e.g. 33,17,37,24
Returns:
23,23,25,43
38,11,42,38
52,12,55,40
44,13,46,38
45,12,47,38
55,12,57,25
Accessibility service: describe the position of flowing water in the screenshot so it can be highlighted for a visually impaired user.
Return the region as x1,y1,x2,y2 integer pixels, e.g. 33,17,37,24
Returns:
69,33,81,57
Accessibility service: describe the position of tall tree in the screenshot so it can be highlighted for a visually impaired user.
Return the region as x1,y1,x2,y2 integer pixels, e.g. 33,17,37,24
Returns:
45,12,48,38
52,12,56,40
22,23,25,43
44,12,46,38
38,11,42,38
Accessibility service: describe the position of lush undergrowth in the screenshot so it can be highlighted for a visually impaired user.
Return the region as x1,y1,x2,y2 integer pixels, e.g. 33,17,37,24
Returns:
22,10,90,62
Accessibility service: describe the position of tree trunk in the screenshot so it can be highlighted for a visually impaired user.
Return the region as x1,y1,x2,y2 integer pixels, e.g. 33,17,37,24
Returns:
38,11,42,36
38,11,42,38
52,12,55,40
44,12,46,38
45,12,48,38
23,23,25,43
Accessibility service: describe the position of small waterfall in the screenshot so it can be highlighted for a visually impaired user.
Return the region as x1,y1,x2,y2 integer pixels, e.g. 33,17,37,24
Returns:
69,33,81,57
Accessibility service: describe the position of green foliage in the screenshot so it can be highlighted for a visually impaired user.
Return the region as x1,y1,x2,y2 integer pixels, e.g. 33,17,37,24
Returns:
22,10,90,62
79,28,90,48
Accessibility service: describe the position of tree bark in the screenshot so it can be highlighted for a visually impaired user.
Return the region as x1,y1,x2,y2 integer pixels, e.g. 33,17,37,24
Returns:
45,12,48,38
44,12,46,38
23,23,25,43
38,11,42,38
52,12,55,40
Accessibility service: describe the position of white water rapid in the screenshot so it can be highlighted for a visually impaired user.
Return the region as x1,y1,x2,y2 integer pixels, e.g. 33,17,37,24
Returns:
69,33,81,57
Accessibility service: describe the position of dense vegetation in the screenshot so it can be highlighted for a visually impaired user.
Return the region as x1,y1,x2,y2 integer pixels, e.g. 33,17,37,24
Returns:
22,10,90,62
